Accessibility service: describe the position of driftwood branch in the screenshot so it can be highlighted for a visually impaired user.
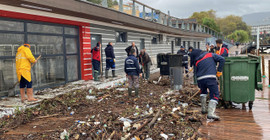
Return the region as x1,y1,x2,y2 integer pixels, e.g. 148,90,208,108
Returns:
188,90,200,101
124,119,151,140
148,109,161,128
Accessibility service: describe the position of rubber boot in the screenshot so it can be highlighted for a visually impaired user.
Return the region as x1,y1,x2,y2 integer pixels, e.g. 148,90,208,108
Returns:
128,88,132,97
207,100,220,121
20,88,27,103
112,70,117,78
27,88,38,102
200,95,207,114
105,70,109,79
135,88,139,97
93,71,99,81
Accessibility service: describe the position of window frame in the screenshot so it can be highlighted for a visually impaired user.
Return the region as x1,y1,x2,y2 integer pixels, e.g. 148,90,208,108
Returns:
0,17,81,95
115,31,128,42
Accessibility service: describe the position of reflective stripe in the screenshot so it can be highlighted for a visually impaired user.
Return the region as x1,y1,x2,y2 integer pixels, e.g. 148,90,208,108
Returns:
126,68,136,70
200,94,207,97
196,53,212,66
197,75,216,80
210,99,218,104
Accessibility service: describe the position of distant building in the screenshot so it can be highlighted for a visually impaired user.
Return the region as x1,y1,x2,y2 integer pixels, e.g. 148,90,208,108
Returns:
251,25,270,36
243,12,270,37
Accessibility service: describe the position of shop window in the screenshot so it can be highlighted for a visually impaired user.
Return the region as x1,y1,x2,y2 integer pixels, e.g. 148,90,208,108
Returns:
64,27,78,35
67,55,78,81
0,19,79,96
27,23,63,34
116,31,127,42
28,35,64,55
34,56,65,87
0,34,24,56
0,20,24,32
66,38,78,54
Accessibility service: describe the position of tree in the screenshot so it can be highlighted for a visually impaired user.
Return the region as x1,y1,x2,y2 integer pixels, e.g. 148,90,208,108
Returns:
202,17,220,32
190,9,217,24
216,15,250,36
227,30,249,43
190,9,220,32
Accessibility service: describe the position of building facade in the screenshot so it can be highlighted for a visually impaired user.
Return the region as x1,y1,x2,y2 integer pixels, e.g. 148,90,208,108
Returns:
0,0,210,96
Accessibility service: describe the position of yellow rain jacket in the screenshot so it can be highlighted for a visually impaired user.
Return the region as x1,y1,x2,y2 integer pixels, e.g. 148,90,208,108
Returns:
16,45,36,82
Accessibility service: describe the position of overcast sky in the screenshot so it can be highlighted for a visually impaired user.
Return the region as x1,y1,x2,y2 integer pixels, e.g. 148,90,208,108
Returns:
138,0,270,18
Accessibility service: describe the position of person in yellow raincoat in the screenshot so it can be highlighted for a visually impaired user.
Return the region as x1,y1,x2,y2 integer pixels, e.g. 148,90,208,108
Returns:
16,44,37,102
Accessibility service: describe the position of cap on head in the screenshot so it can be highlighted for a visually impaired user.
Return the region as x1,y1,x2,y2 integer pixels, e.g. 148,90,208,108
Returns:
210,44,214,46
24,44,30,48
188,47,193,50
180,46,185,48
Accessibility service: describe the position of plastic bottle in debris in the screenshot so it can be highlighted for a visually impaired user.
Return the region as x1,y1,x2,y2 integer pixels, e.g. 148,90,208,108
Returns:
70,111,74,115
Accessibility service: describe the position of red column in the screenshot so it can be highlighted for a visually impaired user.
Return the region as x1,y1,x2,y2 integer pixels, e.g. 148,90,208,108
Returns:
80,25,92,80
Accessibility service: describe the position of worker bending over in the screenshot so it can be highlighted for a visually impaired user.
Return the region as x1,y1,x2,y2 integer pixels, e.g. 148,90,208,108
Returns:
196,51,225,120
188,47,202,85
16,44,38,103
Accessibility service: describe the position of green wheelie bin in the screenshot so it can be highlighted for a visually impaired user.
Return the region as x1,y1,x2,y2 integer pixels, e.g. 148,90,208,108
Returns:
220,55,263,110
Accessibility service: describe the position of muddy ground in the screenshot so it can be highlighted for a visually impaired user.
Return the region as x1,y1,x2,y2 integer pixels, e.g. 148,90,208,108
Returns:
0,73,204,140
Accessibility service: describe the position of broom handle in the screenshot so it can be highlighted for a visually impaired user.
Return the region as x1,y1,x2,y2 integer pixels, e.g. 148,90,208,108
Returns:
31,55,41,67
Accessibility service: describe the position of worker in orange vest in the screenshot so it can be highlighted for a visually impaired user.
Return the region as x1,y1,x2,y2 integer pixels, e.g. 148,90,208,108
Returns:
216,39,229,57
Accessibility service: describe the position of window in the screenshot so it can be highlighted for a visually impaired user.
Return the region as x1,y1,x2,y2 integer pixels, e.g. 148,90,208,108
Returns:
193,42,196,48
183,41,186,47
0,34,24,56
28,35,64,55
0,20,24,31
176,38,181,46
116,31,127,42
152,37,157,44
0,19,79,96
188,41,190,47
65,27,78,35
27,23,63,34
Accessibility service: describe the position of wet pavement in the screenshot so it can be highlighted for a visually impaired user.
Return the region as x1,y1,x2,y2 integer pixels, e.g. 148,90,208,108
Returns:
199,55,270,140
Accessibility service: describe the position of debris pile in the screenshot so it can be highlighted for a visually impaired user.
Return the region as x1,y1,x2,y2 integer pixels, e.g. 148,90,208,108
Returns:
0,73,204,140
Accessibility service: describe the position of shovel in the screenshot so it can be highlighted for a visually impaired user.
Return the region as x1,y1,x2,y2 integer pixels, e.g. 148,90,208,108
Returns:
8,55,41,97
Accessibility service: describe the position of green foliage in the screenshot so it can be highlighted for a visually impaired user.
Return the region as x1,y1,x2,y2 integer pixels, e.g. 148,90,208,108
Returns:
202,17,220,32
190,9,220,32
190,9,217,24
227,30,249,43
216,15,251,36
190,10,251,38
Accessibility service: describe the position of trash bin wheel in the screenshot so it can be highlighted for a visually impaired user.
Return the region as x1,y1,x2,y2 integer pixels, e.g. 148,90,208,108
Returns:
248,101,253,110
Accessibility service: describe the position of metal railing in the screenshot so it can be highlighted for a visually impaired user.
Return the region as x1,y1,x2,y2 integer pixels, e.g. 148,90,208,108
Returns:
78,0,233,45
